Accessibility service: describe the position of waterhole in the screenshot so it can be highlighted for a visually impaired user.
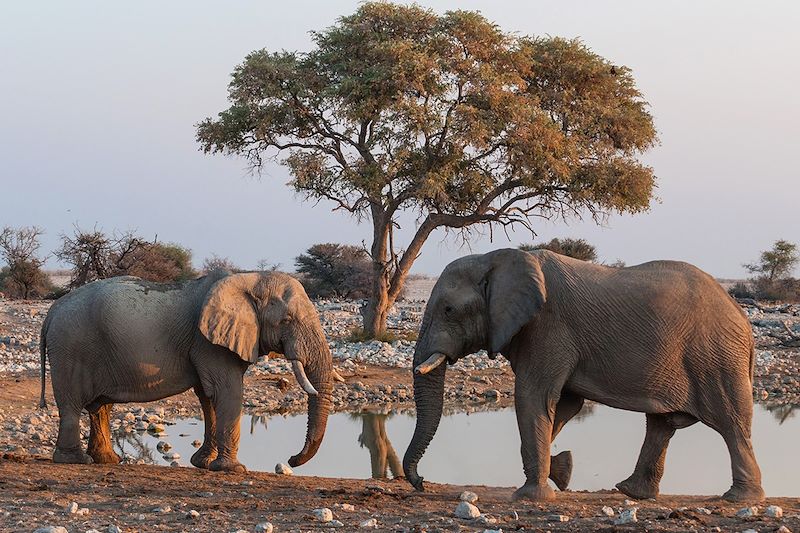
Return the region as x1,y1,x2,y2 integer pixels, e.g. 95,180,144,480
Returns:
114,404,799,497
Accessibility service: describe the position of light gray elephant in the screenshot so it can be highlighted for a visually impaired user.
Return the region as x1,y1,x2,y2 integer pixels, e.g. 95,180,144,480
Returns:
403,249,764,502
40,270,333,472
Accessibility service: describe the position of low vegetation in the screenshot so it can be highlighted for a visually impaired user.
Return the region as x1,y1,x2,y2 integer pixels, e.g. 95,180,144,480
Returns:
519,238,598,262
295,243,373,299
0,226,52,299
732,240,800,302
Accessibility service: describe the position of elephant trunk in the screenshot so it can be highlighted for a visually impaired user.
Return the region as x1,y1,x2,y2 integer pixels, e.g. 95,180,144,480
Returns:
287,329,332,467
403,354,446,491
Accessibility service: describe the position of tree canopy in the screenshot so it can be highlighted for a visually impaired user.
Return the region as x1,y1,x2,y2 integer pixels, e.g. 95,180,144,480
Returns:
197,2,658,334
520,237,598,262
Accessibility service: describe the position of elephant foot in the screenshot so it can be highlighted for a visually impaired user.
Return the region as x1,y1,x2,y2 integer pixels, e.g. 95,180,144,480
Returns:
549,451,572,491
512,482,556,501
615,475,659,500
721,482,765,503
53,446,94,465
190,447,218,469
209,457,247,473
88,447,121,464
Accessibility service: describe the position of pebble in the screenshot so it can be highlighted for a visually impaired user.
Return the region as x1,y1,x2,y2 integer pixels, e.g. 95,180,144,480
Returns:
156,441,172,452
600,506,615,517
329,520,344,527
335,503,355,512
275,463,294,475
736,506,759,518
765,505,784,518
455,501,481,519
108,526,122,533
163,452,180,460
482,530,504,533
459,490,478,503
777,527,792,533
614,508,638,525
191,439,202,447
33,528,68,533
546,514,569,522
359,518,378,528
255,522,274,533
153,505,171,513
313,508,334,522
65,502,79,514
696,507,712,515
186,509,200,519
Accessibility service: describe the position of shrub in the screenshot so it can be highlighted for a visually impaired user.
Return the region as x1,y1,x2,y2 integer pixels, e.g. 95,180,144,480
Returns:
728,281,754,299
519,238,598,262
121,242,197,282
0,226,52,299
743,240,799,302
201,254,241,274
295,243,372,299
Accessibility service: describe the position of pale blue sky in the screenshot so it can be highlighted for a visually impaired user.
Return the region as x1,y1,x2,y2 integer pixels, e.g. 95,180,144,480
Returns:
1,1,798,277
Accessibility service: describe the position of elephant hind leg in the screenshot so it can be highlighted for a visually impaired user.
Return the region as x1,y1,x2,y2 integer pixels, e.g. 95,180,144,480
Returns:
87,403,120,464
719,429,764,502
616,413,677,500
190,386,218,469
53,403,92,464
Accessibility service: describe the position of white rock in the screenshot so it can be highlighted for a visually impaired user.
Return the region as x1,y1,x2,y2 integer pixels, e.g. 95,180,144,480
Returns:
736,506,759,518
776,526,792,533
482,530,504,533
65,502,79,514
614,508,638,525
623,499,636,506
547,514,569,522
33,528,68,533
741,529,758,533
152,505,172,513
330,520,344,527
455,501,481,519
86,530,102,533
696,507,712,515
275,463,293,475
600,506,615,517
313,508,334,522
359,518,378,528
108,526,122,533
191,439,202,447
163,452,180,460
186,509,200,519
75,507,90,516
156,441,172,452
255,522,274,533
459,490,478,503
336,503,355,512
476,515,497,525
765,505,784,518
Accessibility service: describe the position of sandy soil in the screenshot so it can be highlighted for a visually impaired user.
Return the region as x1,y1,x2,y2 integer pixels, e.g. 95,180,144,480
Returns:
2,456,798,533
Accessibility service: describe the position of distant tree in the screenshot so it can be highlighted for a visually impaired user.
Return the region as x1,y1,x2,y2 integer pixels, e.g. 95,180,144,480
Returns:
744,240,799,302
256,258,281,271
606,259,626,268
201,254,241,274
519,237,598,262
197,3,658,336
745,240,798,282
56,226,196,287
0,226,51,299
295,243,373,299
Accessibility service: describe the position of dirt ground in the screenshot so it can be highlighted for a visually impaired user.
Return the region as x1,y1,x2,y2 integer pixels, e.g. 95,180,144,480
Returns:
0,455,797,533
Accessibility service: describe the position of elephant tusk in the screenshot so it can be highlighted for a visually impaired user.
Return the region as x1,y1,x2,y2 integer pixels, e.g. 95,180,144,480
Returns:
291,360,318,396
331,368,345,382
414,352,448,375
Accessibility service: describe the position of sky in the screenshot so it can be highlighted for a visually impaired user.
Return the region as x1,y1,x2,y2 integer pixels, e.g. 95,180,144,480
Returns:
1,1,798,277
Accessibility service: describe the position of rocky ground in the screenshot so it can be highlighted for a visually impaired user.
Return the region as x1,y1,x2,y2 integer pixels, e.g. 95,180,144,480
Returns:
1,280,799,532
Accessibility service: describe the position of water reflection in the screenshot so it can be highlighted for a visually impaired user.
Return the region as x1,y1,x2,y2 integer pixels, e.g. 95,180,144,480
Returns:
764,404,797,424
356,413,403,479
114,430,156,464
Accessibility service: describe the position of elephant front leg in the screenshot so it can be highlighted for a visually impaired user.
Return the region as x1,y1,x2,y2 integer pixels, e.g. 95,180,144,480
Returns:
208,379,246,474
190,386,218,469
87,404,121,464
512,384,557,501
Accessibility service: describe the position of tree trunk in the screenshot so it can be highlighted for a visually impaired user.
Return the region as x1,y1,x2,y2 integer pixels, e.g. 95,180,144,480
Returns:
363,265,391,337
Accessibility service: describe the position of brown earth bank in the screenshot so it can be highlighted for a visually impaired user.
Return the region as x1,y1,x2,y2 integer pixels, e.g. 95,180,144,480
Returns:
1,455,798,533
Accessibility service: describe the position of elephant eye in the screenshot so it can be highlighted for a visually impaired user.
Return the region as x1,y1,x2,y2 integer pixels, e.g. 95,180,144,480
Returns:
444,305,453,314
281,315,293,324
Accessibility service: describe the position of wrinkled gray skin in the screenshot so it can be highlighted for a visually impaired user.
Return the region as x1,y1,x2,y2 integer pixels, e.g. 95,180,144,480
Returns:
403,249,764,502
40,270,332,472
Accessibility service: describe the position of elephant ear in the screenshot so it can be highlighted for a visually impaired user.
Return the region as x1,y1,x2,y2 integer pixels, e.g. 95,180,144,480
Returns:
483,249,547,354
198,274,260,363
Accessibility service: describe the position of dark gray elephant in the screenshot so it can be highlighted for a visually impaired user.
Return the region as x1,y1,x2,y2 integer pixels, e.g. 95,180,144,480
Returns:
40,270,334,472
403,249,764,502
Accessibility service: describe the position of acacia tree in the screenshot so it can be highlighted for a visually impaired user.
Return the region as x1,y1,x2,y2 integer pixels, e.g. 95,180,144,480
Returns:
519,238,598,262
197,3,658,336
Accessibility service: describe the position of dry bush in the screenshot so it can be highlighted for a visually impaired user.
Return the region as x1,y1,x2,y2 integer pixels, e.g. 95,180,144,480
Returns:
0,226,52,299
519,238,598,262
295,243,373,299
201,254,241,274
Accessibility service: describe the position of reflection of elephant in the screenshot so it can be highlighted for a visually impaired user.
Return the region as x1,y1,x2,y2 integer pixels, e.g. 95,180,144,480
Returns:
40,271,332,472
404,249,764,502
358,413,402,479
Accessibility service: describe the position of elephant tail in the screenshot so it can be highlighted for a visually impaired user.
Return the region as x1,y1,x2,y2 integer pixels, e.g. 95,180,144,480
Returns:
39,315,51,409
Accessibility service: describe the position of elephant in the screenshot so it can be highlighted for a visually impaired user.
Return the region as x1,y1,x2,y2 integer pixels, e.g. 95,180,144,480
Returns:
403,248,764,502
39,270,334,472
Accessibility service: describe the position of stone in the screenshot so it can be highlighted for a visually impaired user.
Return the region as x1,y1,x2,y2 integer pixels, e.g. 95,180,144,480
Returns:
336,503,355,511
776,527,792,533
108,526,122,533
476,515,497,525
156,441,172,452
330,520,344,527
459,490,478,503
600,506,615,517
153,505,171,513
255,522,274,533
33,528,69,533
275,463,294,475
65,502,79,514
482,530,504,533
546,514,569,522
614,508,638,525
191,439,202,447
765,505,784,518
163,452,180,460
186,509,200,519
313,508,334,522
455,501,481,519
695,507,712,515
359,518,378,528
75,508,90,516
736,506,759,518
741,530,758,533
